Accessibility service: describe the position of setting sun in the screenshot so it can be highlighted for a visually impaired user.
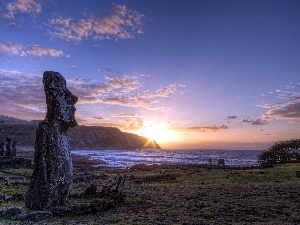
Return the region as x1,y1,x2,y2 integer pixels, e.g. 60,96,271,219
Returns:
137,121,179,143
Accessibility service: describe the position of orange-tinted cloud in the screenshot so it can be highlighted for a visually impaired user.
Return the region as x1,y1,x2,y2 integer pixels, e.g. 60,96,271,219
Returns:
0,42,65,57
3,0,41,20
266,95,300,119
48,4,145,42
173,124,229,133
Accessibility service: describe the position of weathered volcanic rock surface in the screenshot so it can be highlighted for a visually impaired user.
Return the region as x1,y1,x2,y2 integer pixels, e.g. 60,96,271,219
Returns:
0,124,161,150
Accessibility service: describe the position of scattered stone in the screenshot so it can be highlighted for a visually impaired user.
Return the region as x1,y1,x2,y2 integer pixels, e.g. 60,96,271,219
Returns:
7,193,24,201
6,207,21,216
98,172,109,180
84,183,98,197
83,170,93,182
16,213,27,220
52,190,126,217
138,174,177,183
0,195,5,203
0,208,6,215
26,71,78,210
160,170,166,174
11,175,23,180
128,175,135,180
0,157,32,169
113,173,125,191
51,206,73,217
27,211,52,220
99,185,113,197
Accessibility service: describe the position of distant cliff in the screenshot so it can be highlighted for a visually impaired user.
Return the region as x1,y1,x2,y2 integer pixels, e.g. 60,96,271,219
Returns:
68,126,132,150
124,132,161,149
0,123,160,150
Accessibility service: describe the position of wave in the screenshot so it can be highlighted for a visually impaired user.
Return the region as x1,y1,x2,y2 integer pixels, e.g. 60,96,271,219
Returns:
71,149,263,168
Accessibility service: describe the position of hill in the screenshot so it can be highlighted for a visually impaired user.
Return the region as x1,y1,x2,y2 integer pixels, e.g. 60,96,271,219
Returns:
0,123,160,150
0,115,31,124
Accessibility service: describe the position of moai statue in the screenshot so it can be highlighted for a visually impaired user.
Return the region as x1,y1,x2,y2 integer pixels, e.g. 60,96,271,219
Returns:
25,71,78,210
0,141,4,156
10,139,16,157
217,158,226,167
5,137,11,157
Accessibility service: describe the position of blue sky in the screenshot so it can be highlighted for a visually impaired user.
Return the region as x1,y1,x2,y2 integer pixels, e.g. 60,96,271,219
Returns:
0,0,299,149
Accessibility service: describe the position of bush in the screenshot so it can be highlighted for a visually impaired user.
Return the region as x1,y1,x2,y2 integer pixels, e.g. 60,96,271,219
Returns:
258,139,300,167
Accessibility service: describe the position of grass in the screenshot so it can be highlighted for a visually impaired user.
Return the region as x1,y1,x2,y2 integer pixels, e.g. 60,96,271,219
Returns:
1,163,300,224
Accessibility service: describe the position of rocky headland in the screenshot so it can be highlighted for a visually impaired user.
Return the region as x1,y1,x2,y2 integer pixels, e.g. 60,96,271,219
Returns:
0,117,161,150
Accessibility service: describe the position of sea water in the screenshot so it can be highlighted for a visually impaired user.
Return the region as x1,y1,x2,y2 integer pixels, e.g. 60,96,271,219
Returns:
71,149,264,168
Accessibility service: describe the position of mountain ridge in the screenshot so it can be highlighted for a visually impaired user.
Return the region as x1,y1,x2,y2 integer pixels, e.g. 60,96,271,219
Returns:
0,116,161,150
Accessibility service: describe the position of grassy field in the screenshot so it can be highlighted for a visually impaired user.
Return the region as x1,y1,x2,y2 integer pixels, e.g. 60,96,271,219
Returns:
1,163,300,224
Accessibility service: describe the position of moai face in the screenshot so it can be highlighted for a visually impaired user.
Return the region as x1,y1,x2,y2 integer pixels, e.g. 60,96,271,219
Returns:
43,71,78,128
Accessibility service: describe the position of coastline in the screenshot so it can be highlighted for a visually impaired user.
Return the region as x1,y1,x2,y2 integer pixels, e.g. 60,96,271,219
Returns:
1,155,300,224
15,146,262,169
1,146,300,224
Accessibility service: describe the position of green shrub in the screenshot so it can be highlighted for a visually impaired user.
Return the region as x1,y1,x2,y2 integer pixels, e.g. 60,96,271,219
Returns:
258,139,300,167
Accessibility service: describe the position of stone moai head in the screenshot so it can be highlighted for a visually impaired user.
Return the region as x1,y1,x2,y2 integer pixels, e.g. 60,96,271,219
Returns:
43,71,78,128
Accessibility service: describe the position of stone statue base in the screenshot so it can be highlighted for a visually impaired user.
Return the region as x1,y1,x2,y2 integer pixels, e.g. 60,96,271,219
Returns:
25,121,73,210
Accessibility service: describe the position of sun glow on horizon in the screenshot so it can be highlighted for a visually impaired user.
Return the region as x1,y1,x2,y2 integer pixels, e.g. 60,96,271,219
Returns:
137,121,179,143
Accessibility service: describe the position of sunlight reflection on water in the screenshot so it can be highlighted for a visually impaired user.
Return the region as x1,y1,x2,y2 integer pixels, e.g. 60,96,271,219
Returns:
72,149,263,168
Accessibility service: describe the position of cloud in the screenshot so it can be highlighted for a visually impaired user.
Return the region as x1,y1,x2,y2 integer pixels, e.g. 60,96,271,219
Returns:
288,121,298,125
26,46,64,57
0,42,25,55
174,124,229,133
79,121,124,128
123,120,145,130
251,119,268,125
68,75,142,103
0,69,184,121
93,117,106,120
227,115,237,120
242,117,268,125
242,117,253,123
48,4,145,42
0,69,45,119
112,113,139,118
102,96,130,106
70,74,183,110
3,0,42,20
153,84,178,97
100,94,159,110
0,42,65,58
266,95,300,119
256,104,275,109
105,75,140,93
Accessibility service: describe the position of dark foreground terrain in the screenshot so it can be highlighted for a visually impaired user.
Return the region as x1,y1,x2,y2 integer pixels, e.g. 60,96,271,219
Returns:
1,150,300,225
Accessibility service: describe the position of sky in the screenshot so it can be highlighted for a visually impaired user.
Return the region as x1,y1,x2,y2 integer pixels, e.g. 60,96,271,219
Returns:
0,0,300,150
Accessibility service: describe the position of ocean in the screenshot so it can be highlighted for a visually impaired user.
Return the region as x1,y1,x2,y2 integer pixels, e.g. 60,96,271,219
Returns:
71,149,264,168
